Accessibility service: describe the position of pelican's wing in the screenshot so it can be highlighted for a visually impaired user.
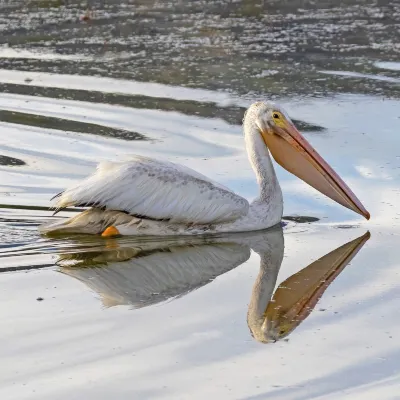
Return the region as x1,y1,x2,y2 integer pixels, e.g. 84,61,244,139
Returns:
54,156,249,224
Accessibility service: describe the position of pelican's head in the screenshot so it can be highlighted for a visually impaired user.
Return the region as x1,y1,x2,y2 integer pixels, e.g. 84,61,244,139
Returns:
245,101,370,220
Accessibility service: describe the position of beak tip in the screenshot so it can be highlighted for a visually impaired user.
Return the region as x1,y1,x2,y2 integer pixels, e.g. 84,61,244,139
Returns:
364,211,371,220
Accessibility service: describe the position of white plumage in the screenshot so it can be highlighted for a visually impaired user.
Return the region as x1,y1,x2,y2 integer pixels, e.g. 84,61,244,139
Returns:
54,156,249,224
40,102,285,236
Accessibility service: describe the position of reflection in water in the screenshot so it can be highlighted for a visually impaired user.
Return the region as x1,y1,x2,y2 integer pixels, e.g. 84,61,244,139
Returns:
250,231,370,343
59,234,253,308
58,228,369,343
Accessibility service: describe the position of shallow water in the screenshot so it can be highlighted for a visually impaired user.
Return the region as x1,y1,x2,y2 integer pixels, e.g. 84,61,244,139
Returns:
1,1,400,399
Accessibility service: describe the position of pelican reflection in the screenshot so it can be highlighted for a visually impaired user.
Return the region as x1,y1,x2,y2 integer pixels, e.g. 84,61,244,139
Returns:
58,228,369,342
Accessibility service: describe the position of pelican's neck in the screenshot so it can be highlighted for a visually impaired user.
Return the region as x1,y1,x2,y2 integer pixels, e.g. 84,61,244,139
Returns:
244,118,282,205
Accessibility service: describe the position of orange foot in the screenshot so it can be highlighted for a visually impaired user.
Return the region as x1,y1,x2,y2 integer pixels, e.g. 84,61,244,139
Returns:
101,226,120,237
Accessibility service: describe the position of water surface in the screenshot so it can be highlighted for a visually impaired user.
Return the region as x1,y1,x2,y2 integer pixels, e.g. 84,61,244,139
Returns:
1,1,400,399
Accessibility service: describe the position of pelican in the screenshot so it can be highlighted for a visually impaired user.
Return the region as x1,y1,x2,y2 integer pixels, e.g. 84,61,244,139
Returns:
40,102,370,236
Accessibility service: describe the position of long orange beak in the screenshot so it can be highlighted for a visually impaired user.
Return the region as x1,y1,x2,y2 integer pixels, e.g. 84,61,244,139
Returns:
261,120,370,219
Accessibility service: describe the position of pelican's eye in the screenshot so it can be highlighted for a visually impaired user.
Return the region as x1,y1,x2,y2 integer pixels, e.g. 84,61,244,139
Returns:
272,111,286,128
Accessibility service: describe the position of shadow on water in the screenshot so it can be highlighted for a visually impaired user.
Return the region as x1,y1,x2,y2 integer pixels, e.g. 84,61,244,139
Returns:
0,83,326,132
0,155,26,166
0,110,146,140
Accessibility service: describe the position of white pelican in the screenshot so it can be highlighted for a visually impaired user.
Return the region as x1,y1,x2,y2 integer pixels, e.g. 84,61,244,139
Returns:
40,101,370,236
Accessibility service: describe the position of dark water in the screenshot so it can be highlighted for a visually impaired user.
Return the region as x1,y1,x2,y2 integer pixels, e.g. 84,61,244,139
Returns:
1,2,400,399
1,0,400,98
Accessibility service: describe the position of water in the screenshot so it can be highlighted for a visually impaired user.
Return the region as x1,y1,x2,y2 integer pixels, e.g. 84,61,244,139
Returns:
1,1,400,399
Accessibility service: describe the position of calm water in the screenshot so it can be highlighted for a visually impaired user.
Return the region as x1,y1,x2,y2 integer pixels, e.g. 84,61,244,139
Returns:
1,1,400,399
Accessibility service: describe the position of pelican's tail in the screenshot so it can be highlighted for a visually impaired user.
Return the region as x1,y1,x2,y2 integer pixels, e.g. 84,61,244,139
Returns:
39,209,134,235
